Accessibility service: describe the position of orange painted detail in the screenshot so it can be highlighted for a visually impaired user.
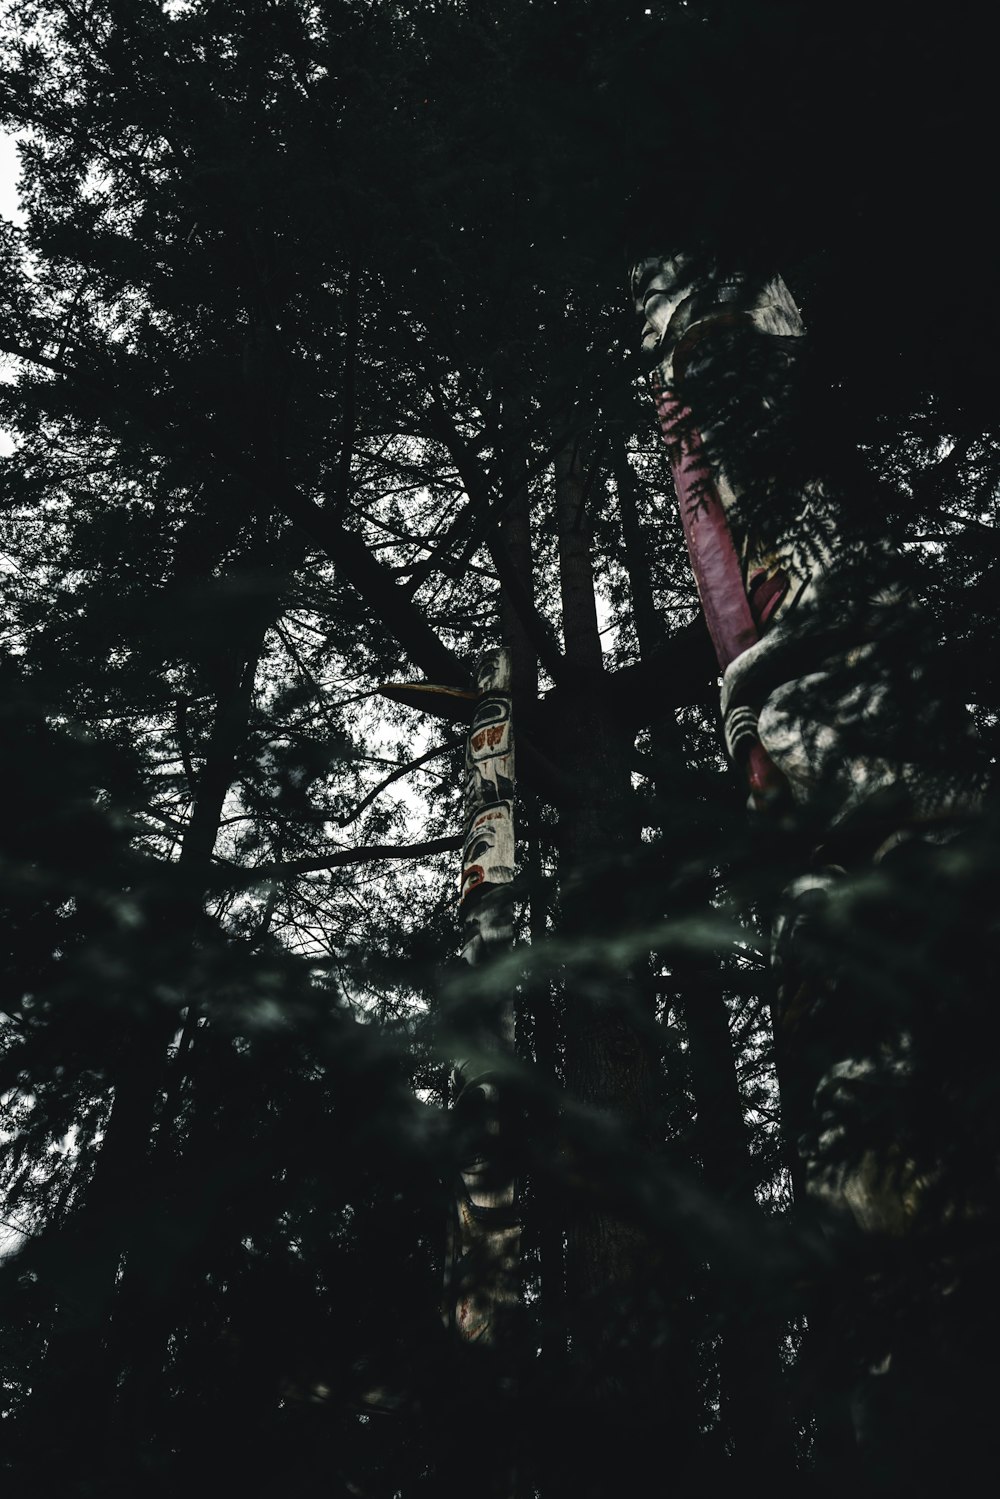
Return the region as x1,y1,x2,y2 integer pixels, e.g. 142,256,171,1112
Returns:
471,723,507,752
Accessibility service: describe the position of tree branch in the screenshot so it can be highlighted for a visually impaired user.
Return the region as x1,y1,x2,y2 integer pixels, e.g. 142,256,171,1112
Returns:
0,329,469,688
210,835,462,888
255,467,470,688
337,740,460,827
174,697,198,800
421,402,566,682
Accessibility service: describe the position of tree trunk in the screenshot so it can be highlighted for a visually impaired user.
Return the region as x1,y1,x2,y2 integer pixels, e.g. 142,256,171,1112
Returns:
499,387,538,710
555,437,603,676
497,390,566,1356
550,432,673,1492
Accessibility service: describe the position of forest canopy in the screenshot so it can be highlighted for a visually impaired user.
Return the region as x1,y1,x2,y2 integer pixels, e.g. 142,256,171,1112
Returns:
0,3,997,1495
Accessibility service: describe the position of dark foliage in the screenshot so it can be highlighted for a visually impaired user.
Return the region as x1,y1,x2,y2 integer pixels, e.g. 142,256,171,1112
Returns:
0,3,997,1495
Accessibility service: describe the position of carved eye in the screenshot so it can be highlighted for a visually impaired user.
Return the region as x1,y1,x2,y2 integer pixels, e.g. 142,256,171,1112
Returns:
630,254,686,311
630,257,658,302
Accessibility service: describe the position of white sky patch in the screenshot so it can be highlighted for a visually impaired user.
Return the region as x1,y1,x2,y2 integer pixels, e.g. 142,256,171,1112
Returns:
595,585,619,654
0,129,25,457
0,129,25,227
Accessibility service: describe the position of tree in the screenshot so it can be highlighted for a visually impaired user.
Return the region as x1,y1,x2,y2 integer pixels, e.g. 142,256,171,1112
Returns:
1,3,998,1496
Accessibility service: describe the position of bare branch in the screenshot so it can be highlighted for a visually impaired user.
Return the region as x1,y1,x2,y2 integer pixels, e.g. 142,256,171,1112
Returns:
338,740,460,827
210,836,462,888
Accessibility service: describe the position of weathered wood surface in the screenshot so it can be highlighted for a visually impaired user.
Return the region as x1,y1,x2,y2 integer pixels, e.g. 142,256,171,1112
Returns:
635,250,988,1465
379,652,519,1346
633,252,982,832
448,648,519,1345
376,679,479,720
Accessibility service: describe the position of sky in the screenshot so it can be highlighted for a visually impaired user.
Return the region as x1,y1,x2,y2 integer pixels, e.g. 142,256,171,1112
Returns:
0,129,22,456
0,129,21,221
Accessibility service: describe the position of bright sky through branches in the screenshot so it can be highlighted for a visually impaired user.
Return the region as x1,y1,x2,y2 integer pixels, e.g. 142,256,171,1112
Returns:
0,130,20,223
0,129,22,456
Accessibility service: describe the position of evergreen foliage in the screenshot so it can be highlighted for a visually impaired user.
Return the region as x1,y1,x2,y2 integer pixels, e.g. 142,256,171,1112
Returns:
0,2,996,1495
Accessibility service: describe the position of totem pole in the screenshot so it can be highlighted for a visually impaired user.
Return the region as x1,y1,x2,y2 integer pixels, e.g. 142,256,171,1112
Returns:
632,254,983,819
380,650,519,1345
632,253,988,1469
632,253,983,1219
448,647,519,1344
633,258,808,813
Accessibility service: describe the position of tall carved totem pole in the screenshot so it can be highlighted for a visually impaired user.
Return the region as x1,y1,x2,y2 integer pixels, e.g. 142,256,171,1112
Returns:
632,252,986,1464
380,650,519,1347
633,251,981,1190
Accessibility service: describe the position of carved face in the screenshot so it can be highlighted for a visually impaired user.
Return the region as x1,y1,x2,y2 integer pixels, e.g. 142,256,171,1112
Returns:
632,254,804,384
459,651,515,903
631,254,695,357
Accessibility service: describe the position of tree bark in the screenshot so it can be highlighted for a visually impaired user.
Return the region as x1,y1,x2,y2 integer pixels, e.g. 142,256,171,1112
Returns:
499,387,539,710
549,432,671,1491
555,436,603,676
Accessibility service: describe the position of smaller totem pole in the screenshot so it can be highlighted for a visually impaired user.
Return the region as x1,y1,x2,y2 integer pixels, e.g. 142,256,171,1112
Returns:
448,648,520,1344
380,650,519,1345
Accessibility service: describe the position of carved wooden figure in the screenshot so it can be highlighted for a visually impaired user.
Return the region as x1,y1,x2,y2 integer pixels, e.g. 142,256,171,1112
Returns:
379,650,519,1346
633,254,985,1415
632,254,980,837
634,262,981,794
448,647,519,1344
